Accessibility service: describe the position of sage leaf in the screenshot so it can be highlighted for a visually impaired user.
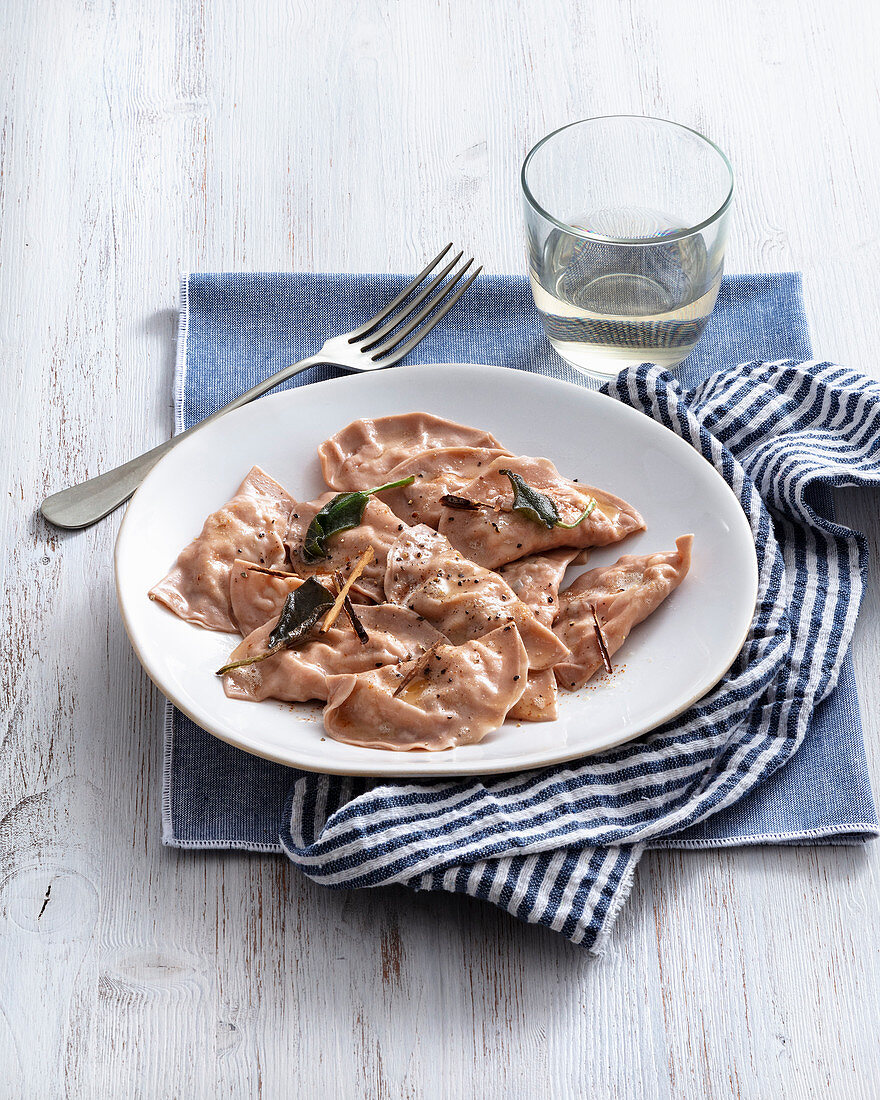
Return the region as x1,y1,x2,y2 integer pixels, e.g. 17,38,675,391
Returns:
499,468,597,530
268,577,336,648
439,493,482,511
302,475,415,561
216,577,334,676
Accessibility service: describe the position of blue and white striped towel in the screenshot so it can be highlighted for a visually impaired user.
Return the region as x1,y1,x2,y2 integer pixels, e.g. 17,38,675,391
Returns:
276,359,880,952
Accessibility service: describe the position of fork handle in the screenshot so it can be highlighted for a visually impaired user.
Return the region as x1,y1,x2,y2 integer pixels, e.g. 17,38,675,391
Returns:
40,355,324,529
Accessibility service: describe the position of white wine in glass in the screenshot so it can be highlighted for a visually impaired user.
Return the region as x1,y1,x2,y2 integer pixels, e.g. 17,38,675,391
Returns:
523,117,733,379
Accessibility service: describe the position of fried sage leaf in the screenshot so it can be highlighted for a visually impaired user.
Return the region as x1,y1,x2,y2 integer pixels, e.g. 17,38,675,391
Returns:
216,577,334,675
268,577,336,647
439,493,482,511
302,476,415,561
499,469,597,530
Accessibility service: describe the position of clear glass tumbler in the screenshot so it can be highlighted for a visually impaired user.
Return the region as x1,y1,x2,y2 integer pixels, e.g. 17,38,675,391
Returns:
522,115,734,378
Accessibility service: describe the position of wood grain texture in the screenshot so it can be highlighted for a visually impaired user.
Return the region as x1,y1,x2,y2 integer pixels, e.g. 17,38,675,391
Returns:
1,0,879,1097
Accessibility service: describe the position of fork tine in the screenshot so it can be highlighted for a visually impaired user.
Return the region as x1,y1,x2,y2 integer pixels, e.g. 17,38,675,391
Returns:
364,257,474,356
346,243,453,340
370,263,483,362
356,250,464,346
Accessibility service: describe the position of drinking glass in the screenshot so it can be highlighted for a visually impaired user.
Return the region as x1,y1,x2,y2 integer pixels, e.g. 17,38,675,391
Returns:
521,116,734,378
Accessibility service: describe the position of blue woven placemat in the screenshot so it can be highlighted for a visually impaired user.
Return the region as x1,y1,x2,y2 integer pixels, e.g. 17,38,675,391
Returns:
160,273,878,951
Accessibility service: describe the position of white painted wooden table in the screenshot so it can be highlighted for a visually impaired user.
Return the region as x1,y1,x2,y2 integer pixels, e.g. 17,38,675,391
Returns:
2,2,878,1096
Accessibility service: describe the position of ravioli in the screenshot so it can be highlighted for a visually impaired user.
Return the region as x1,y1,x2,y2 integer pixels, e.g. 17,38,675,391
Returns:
384,525,569,671
319,413,505,490
229,561,305,636
507,668,559,723
322,624,528,750
222,605,445,703
553,535,694,690
378,446,512,528
150,412,692,752
498,548,580,627
497,549,579,722
437,455,645,569
149,467,293,633
286,494,407,603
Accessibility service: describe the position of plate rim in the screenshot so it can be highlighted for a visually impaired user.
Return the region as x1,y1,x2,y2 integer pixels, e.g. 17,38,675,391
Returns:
115,362,759,778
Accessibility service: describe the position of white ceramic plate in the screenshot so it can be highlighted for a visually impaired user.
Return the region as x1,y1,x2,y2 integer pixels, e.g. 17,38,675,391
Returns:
115,363,758,777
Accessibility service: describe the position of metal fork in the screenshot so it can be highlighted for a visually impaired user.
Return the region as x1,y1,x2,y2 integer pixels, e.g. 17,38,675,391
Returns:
41,245,482,529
